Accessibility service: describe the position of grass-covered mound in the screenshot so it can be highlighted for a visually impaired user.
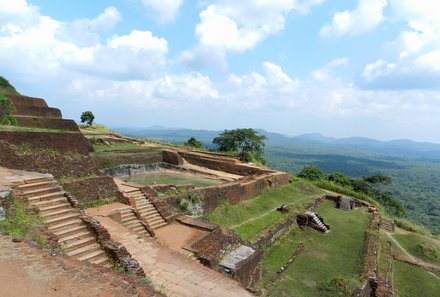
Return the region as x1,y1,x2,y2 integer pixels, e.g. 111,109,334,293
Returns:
0,76,19,96
208,181,325,242
263,200,371,296
393,260,440,297
391,229,440,265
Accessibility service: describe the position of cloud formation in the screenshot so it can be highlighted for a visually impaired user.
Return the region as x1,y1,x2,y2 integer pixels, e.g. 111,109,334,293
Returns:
320,0,388,37
140,0,184,23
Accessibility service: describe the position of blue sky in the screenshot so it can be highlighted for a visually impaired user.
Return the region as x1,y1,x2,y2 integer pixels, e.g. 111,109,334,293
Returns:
1,0,440,142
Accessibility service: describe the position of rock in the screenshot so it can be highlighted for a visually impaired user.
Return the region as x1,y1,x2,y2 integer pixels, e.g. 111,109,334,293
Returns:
0,207,4,222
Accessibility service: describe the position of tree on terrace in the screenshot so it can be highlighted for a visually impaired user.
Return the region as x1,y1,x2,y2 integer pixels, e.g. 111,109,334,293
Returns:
212,128,267,164
80,111,95,127
184,137,202,148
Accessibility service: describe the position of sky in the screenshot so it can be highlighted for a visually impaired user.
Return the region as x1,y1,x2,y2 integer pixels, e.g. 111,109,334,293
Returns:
1,0,440,142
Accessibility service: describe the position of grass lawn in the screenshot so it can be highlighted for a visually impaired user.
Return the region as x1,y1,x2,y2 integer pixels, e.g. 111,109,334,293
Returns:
393,260,440,297
92,142,145,152
391,230,440,265
263,200,371,297
208,181,324,242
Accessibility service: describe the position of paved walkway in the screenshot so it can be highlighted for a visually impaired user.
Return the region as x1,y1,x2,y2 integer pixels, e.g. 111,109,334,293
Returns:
91,215,253,297
0,235,161,297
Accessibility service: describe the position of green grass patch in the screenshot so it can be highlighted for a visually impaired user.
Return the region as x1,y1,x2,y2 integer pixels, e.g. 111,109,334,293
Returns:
0,194,46,245
393,260,440,297
391,231,440,265
264,201,371,296
209,181,324,230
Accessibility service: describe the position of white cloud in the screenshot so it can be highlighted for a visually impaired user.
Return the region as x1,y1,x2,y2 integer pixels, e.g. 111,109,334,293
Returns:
359,0,440,89
320,0,388,37
140,0,184,23
194,0,322,53
0,3,168,81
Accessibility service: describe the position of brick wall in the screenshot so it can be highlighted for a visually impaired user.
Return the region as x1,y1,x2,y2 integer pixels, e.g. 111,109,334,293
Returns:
0,131,92,154
14,116,79,131
8,94,48,108
62,176,120,204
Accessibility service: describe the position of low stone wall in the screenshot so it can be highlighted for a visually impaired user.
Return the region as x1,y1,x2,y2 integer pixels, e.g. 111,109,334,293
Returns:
95,153,163,169
0,140,97,178
0,131,92,154
197,172,290,213
254,215,297,249
230,248,262,288
179,151,272,176
81,215,145,277
162,150,184,165
62,176,120,204
14,116,79,131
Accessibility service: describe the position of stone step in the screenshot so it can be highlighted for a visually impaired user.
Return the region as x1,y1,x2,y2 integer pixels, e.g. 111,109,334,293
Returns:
91,255,111,266
132,225,147,232
23,176,53,184
17,180,57,190
40,207,73,219
139,208,159,216
45,213,79,225
64,236,96,251
53,224,88,237
48,219,83,233
39,202,71,212
124,220,143,228
121,216,138,223
143,214,163,221
124,189,140,194
67,243,100,258
28,191,66,202
20,185,62,197
77,249,105,262
58,230,91,244
151,221,167,229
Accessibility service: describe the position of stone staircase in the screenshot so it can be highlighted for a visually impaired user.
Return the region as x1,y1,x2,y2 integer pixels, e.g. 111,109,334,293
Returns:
119,208,151,237
124,188,167,229
15,175,111,267
306,211,329,233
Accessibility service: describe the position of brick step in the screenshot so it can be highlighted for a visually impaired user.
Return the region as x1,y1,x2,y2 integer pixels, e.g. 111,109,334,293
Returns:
91,255,111,266
137,206,157,213
151,221,167,229
17,180,57,190
139,208,159,216
39,202,71,212
124,220,144,228
78,249,106,262
48,219,83,233
136,201,155,208
40,207,73,219
45,213,79,226
147,216,166,224
23,176,53,184
121,217,138,225
64,236,96,251
124,189,141,194
143,214,163,221
67,243,100,258
30,198,67,208
53,224,87,237
28,191,66,203
20,185,62,197
58,230,91,244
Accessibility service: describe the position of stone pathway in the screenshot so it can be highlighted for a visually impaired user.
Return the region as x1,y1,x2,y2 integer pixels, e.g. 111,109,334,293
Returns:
0,235,161,297
91,215,254,297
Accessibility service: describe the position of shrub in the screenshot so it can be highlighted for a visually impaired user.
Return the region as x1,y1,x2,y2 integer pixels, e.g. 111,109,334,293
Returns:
0,94,17,125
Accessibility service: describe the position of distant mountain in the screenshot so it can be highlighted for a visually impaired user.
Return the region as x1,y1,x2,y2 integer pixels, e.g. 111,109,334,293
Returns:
112,127,440,161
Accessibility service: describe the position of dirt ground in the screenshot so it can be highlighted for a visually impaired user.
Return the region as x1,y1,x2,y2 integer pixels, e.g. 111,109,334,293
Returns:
155,222,208,254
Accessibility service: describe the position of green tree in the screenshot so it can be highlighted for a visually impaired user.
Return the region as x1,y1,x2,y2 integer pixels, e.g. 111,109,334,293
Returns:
325,171,351,187
80,111,95,127
184,137,202,148
0,94,17,125
298,165,325,181
212,128,267,163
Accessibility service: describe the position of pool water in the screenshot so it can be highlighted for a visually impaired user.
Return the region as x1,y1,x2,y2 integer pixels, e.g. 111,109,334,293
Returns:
125,171,225,187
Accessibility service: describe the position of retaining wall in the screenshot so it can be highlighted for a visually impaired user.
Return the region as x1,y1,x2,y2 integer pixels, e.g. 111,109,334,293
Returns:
0,131,92,154
14,116,79,131
62,176,120,204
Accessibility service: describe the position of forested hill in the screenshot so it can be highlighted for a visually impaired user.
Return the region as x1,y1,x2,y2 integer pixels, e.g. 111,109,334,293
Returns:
113,127,440,234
